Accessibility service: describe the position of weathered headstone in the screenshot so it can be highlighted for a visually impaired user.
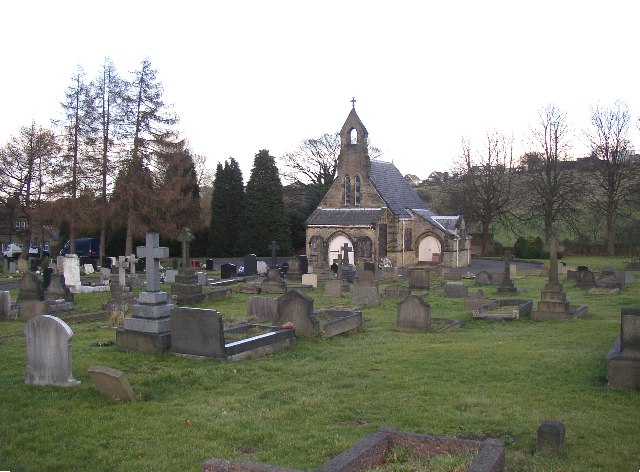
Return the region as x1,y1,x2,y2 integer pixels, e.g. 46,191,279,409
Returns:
354,270,376,288
261,268,287,293
606,307,640,389
247,296,278,323
257,260,268,275
19,299,50,321
324,279,343,297
0,291,12,320
243,254,258,276
18,272,44,302
384,285,411,298
99,267,111,285
397,295,431,330
275,289,318,337
165,269,178,284
269,241,279,268
408,268,429,290
496,255,518,294
44,274,74,303
474,271,492,285
575,270,596,288
444,282,468,298
24,315,80,387
87,365,136,402
536,420,565,455
301,273,318,288
350,286,380,306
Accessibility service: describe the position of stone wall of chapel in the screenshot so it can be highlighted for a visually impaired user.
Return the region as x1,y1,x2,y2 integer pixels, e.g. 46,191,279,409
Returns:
319,167,386,208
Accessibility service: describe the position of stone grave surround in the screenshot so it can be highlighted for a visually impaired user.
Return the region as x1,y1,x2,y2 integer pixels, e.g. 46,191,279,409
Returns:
24,315,80,387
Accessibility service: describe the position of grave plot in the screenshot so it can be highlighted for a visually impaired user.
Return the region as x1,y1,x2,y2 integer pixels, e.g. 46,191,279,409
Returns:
202,426,505,472
396,295,462,332
313,307,363,339
170,307,296,361
473,299,533,321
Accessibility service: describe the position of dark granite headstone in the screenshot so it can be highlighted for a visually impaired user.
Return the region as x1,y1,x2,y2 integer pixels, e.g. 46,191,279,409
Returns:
205,259,214,271
474,271,492,285
220,263,236,279
576,270,596,288
243,254,257,276
408,269,429,290
170,307,225,358
43,267,54,291
536,420,565,455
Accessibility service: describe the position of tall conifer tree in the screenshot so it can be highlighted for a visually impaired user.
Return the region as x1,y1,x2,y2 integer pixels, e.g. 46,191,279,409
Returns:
209,158,243,256
234,150,292,256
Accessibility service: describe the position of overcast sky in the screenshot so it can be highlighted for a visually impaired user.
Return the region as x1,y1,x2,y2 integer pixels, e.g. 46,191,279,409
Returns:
2,0,639,182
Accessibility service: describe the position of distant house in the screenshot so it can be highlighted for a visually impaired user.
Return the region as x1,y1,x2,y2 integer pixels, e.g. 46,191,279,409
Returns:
427,171,449,183
305,105,471,269
404,174,421,186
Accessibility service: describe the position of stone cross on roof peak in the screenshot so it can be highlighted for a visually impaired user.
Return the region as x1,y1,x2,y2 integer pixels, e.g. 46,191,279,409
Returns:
137,233,169,292
351,97,356,109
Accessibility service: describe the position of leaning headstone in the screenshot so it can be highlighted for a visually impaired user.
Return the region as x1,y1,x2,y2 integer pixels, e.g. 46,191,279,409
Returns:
444,282,468,298
0,291,12,320
397,295,431,330
536,420,565,455
87,365,135,402
275,289,318,337
24,315,80,387
83,263,95,275
474,271,492,285
18,272,44,302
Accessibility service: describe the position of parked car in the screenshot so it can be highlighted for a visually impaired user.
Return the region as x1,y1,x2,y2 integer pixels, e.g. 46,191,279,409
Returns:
59,238,100,259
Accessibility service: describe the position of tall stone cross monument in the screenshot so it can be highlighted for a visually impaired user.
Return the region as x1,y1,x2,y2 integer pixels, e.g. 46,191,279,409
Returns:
177,227,195,274
269,241,279,268
137,233,169,292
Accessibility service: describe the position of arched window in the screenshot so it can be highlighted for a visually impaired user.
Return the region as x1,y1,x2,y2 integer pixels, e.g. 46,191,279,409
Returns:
350,128,358,144
354,175,361,205
344,175,351,205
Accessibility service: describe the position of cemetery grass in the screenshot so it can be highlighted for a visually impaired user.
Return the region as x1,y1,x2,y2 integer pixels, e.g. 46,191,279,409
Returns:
0,272,639,471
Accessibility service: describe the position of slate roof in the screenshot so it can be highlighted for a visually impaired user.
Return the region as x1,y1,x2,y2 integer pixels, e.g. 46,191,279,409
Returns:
306,208,385,227
412,210,459,237
370,160,429,219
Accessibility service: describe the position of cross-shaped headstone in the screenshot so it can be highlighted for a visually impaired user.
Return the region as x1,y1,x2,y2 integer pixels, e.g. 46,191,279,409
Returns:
503,252,513,280
127,254,138,275
269,241,279,268
549,237,558,284
117,256,127,287
341,242,352,267
177,227,194,270
137,233,169,292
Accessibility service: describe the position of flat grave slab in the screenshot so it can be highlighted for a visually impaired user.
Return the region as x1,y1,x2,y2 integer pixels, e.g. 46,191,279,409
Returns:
473,299,533,321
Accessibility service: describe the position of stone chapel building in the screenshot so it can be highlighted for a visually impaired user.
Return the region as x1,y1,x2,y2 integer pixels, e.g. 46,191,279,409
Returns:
305,105,471,269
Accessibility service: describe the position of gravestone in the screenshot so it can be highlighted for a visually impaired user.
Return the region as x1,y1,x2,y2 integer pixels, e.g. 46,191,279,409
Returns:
256,260,268,275
261,268,287,294
536,420,565,455
606,307,640,389
247,296,278,323
44,274,74,303
42,267,53,290
83,263,95,275
18,272,44,302
171,227,206,304
350,286,380,306
62,255,82,292
444,282,468,298
205,259,214,271
397,295,431,330
220,263,236,279
99,267,111,285
355,270,376,288
269,241,279,268
595,273,622,290
474,271,492,285
496,255,518,294
170,307,225,358
408,268,429,290
116,233,173,354
243,254,258,276
575,270,596,288
301,273,318,288
24,315,80,387
532,238,588,320
324,279,343,297
384,285,411,298
19,299,50,321
0,291,12,320
9,260,16,274
114,256,128,287
165,269,178,284
87,365,136,402
275,289,318,337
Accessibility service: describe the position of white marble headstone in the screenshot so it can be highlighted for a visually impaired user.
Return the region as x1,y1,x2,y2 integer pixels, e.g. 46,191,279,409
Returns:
257,261,268,275
62,255,81,289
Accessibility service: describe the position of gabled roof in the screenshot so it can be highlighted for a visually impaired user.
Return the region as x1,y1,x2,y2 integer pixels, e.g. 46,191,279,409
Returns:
412,210,460,237
370,160,428,219
306,208,384,227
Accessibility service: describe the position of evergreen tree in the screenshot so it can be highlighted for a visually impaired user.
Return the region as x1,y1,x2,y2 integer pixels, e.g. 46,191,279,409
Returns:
209,158,244,256
234,150,292,256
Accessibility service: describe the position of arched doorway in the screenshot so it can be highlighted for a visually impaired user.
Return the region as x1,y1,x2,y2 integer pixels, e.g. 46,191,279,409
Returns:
328,235,354,265
418,235,441,263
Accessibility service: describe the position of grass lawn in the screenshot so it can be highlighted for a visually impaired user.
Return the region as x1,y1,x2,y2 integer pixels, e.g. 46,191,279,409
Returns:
0,261,639,471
